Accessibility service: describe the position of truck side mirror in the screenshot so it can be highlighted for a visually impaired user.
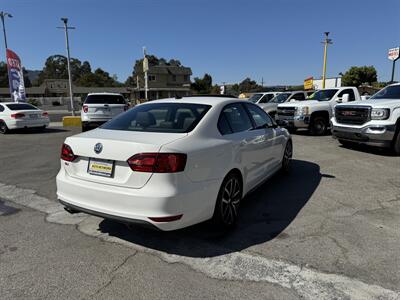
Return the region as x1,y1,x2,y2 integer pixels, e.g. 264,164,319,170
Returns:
341,94,350,103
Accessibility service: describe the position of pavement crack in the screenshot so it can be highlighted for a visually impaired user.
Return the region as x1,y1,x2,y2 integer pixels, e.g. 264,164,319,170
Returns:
85,251,137,299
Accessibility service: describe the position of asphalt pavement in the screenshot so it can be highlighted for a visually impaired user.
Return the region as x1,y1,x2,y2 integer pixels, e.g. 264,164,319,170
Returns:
0,126,399,299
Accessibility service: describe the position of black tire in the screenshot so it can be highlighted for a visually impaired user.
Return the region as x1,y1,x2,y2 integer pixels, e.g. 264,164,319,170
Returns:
288,127,297,134
82,123,89,132
310,116,328,136
281,140,293,173
0,120,9,134
212,172,243,229
392,130,400,155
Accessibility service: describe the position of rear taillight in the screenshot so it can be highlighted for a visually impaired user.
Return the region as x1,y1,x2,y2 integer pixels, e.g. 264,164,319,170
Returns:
124,105,129,111
127,153,187,173
83,105,88,113
61,143,77,162
11,113,25,119
42,112,48,117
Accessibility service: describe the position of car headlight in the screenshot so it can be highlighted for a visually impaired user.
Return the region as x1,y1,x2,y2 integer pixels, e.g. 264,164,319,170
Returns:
371,108,390,120
295,106,309,116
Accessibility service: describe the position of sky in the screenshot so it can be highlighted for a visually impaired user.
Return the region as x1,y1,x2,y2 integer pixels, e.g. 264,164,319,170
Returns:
1,0,399,85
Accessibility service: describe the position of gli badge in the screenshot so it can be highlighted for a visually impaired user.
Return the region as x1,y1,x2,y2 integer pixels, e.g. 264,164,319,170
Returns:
94,143,103,154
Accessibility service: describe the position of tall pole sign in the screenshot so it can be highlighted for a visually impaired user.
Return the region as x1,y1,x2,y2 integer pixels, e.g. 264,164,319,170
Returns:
388,47,399,83
58,18,76,116
143,47,149,101
321,32,333,89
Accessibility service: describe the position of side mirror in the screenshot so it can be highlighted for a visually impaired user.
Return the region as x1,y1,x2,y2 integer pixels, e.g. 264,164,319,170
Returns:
361,95,370,101
341,94,350,103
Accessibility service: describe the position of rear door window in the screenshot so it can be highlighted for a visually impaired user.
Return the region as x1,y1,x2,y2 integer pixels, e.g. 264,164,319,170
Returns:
84,95,126,105
0,104,4,112
244,103,274,128
338,89,356,101
292,93,306,100
219,103,253,134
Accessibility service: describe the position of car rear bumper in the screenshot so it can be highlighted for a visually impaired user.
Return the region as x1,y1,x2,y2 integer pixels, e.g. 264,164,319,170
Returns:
7,119,49,129
331,122,396,147
56,168,221,231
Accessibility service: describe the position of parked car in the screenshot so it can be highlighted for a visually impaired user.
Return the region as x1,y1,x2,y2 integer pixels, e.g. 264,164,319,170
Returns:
81,93,128,132
277,87,362,135
0,102,50,134
331,83,400,154
258,91,311,119
248,92,280,105
57,97,292,231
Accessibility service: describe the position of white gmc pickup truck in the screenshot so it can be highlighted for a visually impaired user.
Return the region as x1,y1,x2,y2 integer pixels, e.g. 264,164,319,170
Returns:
331,83,400,155
277,87,361,135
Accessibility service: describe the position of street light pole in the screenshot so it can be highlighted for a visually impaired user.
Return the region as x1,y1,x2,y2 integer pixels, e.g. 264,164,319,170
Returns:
321,32,332,89
143,47,149,101
58,18,76,116
0,11,12,50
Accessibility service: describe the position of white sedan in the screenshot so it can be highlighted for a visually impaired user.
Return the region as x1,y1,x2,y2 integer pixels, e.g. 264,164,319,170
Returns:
56,97,292,231
0,102,50,134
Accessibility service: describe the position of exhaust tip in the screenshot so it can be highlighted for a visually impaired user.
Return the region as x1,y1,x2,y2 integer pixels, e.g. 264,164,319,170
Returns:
64,206,79,214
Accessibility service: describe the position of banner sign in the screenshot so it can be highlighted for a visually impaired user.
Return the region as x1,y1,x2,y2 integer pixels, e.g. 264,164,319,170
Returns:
304,76,314,90
6,49,26,102
388,47,399,61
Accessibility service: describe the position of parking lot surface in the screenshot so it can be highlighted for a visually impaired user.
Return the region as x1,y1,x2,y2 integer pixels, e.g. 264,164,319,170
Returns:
0,127,399,299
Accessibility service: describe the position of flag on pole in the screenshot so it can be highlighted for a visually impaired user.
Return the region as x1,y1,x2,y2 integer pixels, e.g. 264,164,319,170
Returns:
6,49,26,102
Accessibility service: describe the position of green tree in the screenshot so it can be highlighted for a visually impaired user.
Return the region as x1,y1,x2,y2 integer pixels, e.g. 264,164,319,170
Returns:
238,77,262,92
191,73,213,94
341,66,378,87
76,68,122,87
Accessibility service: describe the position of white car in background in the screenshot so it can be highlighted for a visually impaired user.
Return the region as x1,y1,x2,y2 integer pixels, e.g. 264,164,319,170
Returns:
248,92,280,105
81,92,128,132
57,97,292,231
0,102,50,134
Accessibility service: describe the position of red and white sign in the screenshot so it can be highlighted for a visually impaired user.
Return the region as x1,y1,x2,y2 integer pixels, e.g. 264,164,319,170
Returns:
6,49,26,102
388,47,399,61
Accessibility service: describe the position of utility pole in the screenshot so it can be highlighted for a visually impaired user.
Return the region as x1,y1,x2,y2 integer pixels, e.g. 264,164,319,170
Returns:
0,11,12,50
58,18,75,116
261,77,264,87
321,32,332,89
143,47,149,101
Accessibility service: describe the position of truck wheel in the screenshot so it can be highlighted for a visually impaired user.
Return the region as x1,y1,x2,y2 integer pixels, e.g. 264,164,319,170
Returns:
0,120,9,134
393,131,400,155
310,116,328,136
82,123,89,132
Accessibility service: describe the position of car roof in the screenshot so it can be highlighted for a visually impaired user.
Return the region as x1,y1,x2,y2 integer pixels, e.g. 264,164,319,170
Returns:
87,92,123,96
142,97,246,106
0,102,35,105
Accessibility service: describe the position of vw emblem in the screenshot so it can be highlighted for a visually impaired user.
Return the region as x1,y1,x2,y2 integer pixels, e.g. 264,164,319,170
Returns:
94,143,103,154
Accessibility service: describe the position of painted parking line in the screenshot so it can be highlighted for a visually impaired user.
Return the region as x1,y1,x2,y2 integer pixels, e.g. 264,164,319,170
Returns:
0,182,399,300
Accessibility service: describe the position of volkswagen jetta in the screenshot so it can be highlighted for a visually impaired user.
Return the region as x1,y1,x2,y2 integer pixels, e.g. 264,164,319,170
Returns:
56,97,292,231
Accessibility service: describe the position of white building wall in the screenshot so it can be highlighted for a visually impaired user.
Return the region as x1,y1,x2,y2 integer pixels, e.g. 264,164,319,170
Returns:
313,77,342,90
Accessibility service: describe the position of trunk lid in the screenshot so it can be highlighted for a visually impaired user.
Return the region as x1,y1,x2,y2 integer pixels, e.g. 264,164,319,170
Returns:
85,104,125,118
63,129,187,189
15,110,44,120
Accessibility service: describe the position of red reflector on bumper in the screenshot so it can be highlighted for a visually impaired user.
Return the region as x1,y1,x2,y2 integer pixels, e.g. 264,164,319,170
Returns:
148,214,183,222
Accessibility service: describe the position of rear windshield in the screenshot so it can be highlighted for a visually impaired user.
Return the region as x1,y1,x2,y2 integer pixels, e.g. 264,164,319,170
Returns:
84,94,126,104
6,103,38,111
101,103,211,133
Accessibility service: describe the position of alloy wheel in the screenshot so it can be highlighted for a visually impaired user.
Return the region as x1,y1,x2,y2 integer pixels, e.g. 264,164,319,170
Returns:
283,141,293,170
0,121,8,134
220,177,241,225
